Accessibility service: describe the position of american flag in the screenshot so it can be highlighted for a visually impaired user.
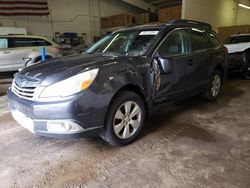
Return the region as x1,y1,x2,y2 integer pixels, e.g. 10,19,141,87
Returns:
0,0,49,16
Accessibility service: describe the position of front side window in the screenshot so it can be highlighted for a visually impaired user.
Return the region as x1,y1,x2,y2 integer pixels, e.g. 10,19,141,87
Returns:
191,28,211,51
157,29,190,57
86,30,160,56
9,38,33,48
8,38,52,48
0,38,8,48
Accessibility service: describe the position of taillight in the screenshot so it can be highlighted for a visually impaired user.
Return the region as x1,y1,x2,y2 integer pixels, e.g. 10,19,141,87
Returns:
224,46,228,54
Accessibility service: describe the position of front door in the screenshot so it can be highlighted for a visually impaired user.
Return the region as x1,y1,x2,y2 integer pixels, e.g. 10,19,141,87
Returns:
0,38,13,72
153,28,195,102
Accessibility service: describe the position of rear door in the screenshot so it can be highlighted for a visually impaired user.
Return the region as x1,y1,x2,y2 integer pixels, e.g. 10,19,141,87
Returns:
153,28,195,102
190,28,213,90
0,38,13,72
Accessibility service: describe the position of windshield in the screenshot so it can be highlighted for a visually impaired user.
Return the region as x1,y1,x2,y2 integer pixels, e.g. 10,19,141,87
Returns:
86,30,160,56
224,35,250,44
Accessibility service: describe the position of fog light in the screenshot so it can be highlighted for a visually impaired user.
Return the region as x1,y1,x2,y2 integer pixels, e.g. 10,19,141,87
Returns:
47,121,83,134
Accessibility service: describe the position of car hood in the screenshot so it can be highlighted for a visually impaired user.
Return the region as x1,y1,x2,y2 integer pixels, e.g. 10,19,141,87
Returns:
17,54,128,86
224,42,250,54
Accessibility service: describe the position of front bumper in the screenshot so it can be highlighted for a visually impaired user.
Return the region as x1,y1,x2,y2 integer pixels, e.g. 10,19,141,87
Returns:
7,88,110,138
228,52,248,73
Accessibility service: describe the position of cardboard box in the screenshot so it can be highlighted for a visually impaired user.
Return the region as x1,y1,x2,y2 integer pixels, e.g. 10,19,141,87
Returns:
137,13,149,25
101,13,137,29
217,25,250,41
158,5,182,23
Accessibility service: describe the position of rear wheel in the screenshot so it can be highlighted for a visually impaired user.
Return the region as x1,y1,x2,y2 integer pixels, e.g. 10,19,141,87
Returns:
203,70,222,101
243,52,250,80
101,91,146,146
244,65,250,80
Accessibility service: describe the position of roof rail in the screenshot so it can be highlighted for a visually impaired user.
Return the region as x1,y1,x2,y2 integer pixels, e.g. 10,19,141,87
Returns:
168,19,212,31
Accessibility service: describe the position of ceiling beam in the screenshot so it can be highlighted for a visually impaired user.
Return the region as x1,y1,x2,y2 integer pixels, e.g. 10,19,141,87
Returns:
144,0,182,7
122,0,158,11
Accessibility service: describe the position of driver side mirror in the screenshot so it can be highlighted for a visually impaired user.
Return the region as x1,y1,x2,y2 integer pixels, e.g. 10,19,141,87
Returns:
154,53,172,75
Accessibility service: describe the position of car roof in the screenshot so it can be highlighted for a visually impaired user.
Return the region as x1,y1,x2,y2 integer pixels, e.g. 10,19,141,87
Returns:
0,35,57,45
117,19,213,32
117,23,166,32
0,35,49,39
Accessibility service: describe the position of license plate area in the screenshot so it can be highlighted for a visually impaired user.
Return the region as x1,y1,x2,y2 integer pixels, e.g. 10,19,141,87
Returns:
12,110,34,133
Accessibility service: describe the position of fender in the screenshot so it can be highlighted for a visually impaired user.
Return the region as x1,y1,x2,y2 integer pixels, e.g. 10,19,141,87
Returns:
101,62,147,98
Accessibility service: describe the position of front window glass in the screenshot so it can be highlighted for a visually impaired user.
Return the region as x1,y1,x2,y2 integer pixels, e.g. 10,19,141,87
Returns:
8,38,52,48
0,38,8,48
86,30,160,56
158,29,190,57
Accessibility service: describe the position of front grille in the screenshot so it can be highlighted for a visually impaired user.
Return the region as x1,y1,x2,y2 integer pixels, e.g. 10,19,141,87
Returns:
13,81,36,99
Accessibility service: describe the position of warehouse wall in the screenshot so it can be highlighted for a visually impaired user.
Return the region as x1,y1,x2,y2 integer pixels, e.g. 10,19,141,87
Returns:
236,0,250,25
182,0,250,30
0,0,142,43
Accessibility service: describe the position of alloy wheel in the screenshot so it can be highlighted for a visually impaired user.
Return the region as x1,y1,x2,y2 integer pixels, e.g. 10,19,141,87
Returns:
245,67,250,80
211,74,221,97
113,101,142,139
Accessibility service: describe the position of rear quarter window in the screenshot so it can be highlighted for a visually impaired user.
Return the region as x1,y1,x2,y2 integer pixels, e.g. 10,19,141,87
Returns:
191,28,211,51
208,33,221,47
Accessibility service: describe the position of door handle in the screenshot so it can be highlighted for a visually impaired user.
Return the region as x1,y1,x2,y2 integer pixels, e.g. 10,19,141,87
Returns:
187,59,193,66
3,51,11,54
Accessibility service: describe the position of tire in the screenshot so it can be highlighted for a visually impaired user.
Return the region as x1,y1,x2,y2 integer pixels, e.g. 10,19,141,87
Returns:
203,70,222,101
101,91,146,146
243,52,250,80
244,65,250,80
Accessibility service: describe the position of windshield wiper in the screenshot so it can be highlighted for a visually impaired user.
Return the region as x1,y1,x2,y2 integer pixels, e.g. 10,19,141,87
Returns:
99,51,122,56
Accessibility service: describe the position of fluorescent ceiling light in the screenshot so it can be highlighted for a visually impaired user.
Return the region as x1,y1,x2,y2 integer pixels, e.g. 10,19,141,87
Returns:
238,3,250,9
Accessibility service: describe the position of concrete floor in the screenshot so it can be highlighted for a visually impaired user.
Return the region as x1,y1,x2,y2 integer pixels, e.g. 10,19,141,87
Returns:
0,76,249,188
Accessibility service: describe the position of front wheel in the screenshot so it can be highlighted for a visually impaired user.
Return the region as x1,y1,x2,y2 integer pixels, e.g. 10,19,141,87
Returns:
203,70,222,101
244,66,250,80
101,91,146,146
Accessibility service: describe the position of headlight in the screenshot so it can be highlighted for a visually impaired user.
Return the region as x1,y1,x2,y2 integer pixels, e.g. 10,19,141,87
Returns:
39,68,99,98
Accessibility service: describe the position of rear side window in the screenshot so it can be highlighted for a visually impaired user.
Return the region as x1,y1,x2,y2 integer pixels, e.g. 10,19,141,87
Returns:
158,29,190,57
8,38,52,48
0,38,8,48
32,38,52,46
191,28,211,51
208,33,221,47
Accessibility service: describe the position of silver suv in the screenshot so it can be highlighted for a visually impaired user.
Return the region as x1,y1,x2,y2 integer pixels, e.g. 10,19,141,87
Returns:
0,35,62,72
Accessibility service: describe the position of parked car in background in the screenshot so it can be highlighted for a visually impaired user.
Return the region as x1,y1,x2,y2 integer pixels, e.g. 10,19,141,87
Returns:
8,20,228,146
0,35,62,72
224,34,250,79
59,43,86,56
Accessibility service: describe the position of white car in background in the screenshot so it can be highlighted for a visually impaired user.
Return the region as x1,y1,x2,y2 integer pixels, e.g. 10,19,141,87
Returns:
0,35,62,72
224,34,250,79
